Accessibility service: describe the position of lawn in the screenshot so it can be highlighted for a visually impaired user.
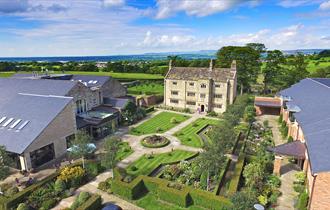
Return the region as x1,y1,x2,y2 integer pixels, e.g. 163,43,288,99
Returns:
306,57,330,73
174,118,220,148
130,111,190,136
116,142,133,161
136,193,204,210
126,150,197,176
127,81,164,96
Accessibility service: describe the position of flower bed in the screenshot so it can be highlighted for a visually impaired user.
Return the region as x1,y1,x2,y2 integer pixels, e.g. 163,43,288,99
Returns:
140,135,170,148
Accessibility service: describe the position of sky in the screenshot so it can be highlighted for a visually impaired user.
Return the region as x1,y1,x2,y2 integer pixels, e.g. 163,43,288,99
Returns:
0,0,330,57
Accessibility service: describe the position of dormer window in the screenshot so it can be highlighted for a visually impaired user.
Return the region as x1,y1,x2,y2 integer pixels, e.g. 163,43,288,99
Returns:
201,84,206,88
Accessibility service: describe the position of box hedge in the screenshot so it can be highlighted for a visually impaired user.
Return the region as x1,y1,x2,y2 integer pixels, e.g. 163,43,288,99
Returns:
227,154,245,196
111,176,146,200
0,172,58,210
158,184,191,207
76,194,102,210
214,158,231,195
190,188,232,210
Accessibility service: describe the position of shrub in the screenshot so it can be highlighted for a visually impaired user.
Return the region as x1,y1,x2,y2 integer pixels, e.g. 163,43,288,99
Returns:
130,166,138,171
207,111,218,117
263,120,269,128
16,203,29,210
296,191,308,210
54,179,66,193
278,115,283,124
158,184,191,207
40,199,56,210
287,136,294,143
200,171,207,190
57,166,85,188
85,162,101,177
190,188,232,210
156,127,162,132
170,117,177,124
98,181,111,192
111,176,146,200
78,192,90,204
228,154,245,195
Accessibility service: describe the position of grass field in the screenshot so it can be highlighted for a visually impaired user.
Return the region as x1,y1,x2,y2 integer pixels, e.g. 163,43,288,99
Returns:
174,118,220,148
130,112,190,136
0,71,164,80
127,82,164,96
126,150,197,176
136,193,204,210
0,72,15,77
306,57,330,73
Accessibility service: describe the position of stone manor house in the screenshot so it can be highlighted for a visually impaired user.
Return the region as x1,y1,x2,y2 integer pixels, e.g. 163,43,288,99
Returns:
0,73,127,171
164,60,237,113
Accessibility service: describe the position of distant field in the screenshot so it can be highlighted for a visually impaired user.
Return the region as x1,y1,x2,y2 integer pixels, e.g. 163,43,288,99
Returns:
127,82,164,96
306,57,330,73
0,72,15,77
0,71,164,80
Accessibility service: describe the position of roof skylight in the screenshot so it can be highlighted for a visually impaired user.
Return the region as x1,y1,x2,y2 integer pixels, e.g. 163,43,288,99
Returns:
0,117,6,125
17,120,29,130
2,118,14,127
10,119,21,129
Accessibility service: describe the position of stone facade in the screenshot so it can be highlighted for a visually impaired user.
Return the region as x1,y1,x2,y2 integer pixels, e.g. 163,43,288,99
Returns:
68,82,101,112
101,77,127,98
164,60,237,113
21,101,76,170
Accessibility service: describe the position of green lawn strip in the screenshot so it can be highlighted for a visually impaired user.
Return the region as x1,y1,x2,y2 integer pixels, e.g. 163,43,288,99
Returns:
0,72,15,77
174,118,220,148
57,71,164,80
127,82,164,96
116,142,133,161
126,150,197,176
136,193,204,210
130,112,190,136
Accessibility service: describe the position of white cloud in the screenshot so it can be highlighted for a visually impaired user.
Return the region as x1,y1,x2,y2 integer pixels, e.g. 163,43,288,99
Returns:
102,0,125,8
155,0,260,19
320,1,330,10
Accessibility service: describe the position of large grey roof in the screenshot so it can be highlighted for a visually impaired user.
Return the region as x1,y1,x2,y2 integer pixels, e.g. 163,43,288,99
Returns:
280,78,330,174
71,75,110,88
0,78,75,154
0,94,72,154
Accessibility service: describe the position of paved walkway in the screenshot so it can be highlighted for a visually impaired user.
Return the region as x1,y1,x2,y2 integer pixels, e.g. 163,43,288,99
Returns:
257,115,299,210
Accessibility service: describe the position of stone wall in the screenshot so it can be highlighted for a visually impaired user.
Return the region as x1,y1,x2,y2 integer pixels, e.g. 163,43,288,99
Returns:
23,101,76,169
67,82,101,111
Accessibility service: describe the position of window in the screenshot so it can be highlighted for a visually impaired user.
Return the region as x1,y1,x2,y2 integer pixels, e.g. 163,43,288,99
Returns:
200,94,206,98
189,82,194,86
187,92,195,97
215,84,221,88
214,94,223,99
201,84,206,88
186,101,196,105
214,104,222,108
170,99,179,104
171,91,179,95
76,99,87,114
172,81,177,85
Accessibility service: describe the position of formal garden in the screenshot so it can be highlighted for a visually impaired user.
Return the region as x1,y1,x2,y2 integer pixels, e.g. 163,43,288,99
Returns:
174,118,220,147
95,95,285,210
129,111,190,135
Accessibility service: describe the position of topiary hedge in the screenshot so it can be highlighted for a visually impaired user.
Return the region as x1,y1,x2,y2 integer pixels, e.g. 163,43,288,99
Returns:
158,183,191,207
227,154,245,196
190,188,232,210
111,176,146,200
76,194,102,210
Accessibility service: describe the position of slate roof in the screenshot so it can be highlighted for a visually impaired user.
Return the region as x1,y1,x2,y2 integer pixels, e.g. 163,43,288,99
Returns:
0,78,75,154
71,75,110,88
268,141,306,159
165,67,235,82
0,94,72,154
104,97,130,109
280,78,330,174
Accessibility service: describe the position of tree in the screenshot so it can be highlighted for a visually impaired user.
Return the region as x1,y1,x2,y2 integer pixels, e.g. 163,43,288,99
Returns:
121,101,146,125
69,131,92,168
101,136,121,174
0,146,12,180
318,49,330,58
311,66,330,78
246,43,266,54
243,162,265,193
216,46,261,93
284,53,309,86
263,50,286,92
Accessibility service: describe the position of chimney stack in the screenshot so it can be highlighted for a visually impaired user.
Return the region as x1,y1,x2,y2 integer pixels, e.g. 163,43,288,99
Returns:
209,59,214,72
231,60,237,70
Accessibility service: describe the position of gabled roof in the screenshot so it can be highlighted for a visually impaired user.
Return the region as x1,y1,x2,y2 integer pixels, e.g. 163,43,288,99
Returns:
280,78,330,174
71,75,110,88
0,94,72,154
268,141,306,159
165,67,235,82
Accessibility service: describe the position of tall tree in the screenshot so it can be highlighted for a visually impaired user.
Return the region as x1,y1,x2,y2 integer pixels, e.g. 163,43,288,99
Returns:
263,50,286,92
216,46,261,93
101,136,121,175
285,53,309,86
0,146,12,180
69,131,92,168
246,43,267,54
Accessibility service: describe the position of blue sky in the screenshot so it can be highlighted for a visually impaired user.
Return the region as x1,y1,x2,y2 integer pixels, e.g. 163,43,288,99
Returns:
0,0,329,57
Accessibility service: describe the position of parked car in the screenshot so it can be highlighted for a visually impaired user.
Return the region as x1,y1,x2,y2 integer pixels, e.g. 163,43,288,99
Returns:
102,203,122,210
